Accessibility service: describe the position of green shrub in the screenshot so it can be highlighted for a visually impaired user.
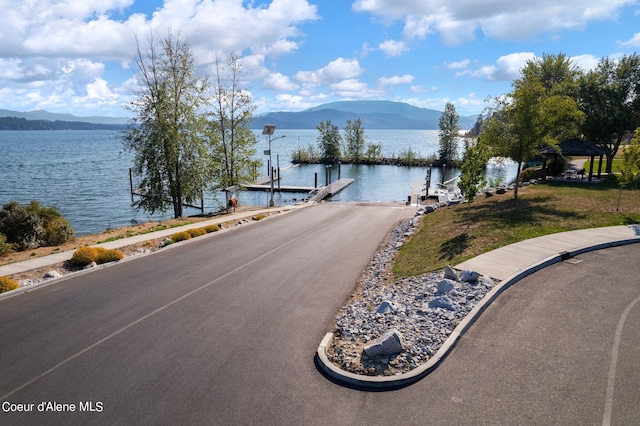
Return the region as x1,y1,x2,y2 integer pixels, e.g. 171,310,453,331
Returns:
0,200,74,250
0,201,41,250
170,231,192,242
35,203,74,245
187,228,207,238
204,224,220,233
71,246,98,266
0,276,19,293
0,233,12,256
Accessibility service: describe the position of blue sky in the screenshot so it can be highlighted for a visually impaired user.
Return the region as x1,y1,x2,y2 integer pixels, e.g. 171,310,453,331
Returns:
1,0,640,118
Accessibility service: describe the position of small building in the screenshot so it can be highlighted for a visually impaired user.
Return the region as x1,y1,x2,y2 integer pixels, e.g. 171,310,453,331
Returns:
539,138,610,182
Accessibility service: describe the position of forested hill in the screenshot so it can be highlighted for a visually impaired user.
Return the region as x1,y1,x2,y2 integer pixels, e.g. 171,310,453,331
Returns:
0,117,125,130
250,100,479,130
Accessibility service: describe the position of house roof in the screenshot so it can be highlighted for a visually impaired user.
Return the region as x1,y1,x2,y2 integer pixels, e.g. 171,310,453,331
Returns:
540,138,610,156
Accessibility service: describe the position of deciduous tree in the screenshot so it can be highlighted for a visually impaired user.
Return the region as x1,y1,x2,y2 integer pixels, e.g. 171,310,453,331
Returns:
123,31,209,218
207,53,259,191
438,102,460,166
577,54,640,173
317,120,342,164
343,118,366,163
458,139,488,228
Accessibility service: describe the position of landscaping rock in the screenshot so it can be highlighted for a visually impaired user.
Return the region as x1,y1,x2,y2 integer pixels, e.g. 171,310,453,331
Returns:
363,329,404,358
436,279,456,294
444,264,458,280
428,296,460,311
44,270,61,279
460,270,480,283
376,301,397,314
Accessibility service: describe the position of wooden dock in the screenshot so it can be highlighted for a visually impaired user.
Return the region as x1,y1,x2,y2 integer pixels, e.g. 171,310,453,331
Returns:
246,176,354,202
309,178,354,203
245,184,315,193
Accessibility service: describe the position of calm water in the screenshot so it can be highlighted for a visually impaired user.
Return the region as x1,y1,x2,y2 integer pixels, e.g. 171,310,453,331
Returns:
0,129,516,235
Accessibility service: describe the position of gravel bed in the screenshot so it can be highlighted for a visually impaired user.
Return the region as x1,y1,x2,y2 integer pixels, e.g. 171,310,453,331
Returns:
327,215,497,376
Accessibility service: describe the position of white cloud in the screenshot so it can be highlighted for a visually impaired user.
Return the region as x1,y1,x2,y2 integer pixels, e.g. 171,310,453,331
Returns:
0,0,319,115
294,58,364,85
263,73,299,91
460,52,535,81
377,74,415,86
353,0,637,45
329,79,381,98
618,32,640,49
410,85,438,94
378,40,409,57
445,59,471,70
570,54,600,72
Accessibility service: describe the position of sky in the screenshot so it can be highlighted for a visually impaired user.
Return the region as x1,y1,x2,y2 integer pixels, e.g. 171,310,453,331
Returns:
1,0,640,118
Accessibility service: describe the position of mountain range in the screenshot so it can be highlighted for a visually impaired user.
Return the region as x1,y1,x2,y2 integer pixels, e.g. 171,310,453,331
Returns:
251,101,478,130
0,101,479,130
0,109,128,125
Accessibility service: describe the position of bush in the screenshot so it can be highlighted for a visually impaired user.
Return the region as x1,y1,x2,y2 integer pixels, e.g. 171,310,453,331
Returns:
71,246,97,266
204,224,220,233
0,200,74,250
41,215,74,246
252,214,268,221
71,246,124,266
0,233,12,256
0,276,19,293
187,228,207,238
170,231,192,242
0,201,41,250
95,248,124,264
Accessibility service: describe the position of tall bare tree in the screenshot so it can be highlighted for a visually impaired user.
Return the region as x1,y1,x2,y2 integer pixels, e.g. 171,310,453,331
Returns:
123,31,209,218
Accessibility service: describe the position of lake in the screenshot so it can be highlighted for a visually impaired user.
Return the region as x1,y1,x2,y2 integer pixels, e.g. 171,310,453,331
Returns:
0,129,517,235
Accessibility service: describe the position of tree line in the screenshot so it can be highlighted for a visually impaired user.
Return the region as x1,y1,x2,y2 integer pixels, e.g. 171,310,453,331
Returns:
472,53,640,199
0,117,125,131
454,52,640,221
291,118,445,167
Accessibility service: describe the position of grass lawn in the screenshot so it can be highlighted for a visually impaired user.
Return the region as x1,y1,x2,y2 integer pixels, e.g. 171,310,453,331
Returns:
583,158,624,173
393,175,640,278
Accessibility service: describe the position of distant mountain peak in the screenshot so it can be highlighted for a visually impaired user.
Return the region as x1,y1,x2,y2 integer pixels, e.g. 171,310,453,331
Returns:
252,100,478,130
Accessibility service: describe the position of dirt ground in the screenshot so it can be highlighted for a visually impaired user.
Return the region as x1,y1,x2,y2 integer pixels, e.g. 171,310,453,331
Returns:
1,205,267,285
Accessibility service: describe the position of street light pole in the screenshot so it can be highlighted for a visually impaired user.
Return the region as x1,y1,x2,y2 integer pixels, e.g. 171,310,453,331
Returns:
262,125,285,207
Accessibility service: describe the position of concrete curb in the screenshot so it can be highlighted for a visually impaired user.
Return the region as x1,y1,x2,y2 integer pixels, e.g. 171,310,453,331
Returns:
315,234,640,390
0,204,308,301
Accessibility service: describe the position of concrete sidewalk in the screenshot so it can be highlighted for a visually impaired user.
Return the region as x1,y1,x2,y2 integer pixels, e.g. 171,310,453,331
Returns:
0,204,306,277
455,224,640,280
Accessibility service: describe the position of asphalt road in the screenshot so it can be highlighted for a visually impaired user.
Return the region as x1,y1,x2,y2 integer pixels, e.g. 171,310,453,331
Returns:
1,203,639,425
0,202,413,425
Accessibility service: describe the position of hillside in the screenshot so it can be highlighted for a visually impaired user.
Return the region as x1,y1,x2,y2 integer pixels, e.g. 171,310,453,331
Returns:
251,100,478,130
0,101,480,131
0,109,128,126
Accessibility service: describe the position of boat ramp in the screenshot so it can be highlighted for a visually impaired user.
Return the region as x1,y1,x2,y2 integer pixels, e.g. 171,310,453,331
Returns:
246,176,354,203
